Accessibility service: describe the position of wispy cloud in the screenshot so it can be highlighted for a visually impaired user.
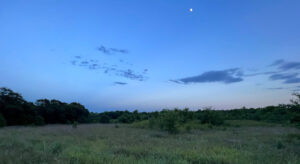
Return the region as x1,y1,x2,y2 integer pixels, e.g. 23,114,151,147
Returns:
269,59,284,67
266,59,300,84
80,61,89,65
88,64,100,70
70,56,148,81
171,59,300,87
244,71,277,77
71,60,77,66
269,73,300,84
270,59,300,71
269,73,298,80
267,87,284,90
114,82,127,85
117,69,147,81
97,45,128,55
172,68,243,84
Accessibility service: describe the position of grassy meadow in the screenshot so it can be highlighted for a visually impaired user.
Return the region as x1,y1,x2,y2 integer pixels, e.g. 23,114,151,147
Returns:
0,122,299,164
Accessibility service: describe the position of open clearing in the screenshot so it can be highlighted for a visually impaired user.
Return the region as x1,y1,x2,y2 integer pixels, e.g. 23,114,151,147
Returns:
0,124,299,164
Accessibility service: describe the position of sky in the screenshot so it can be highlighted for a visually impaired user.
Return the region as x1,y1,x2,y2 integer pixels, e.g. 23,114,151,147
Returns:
1,0,300,112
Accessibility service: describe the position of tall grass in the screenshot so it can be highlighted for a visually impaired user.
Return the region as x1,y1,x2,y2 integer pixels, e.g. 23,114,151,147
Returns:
0,124,299,164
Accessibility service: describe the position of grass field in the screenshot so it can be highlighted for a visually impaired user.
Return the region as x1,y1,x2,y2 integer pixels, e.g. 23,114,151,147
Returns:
0,123,299,164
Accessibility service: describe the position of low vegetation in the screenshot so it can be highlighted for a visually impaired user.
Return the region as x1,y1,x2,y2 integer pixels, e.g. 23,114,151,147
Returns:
0,87,300,163
0,124,299,164
1,87,300,134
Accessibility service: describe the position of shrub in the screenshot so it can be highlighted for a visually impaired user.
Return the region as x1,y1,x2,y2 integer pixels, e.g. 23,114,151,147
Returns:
185,125,191,133
0,113,6,127
199,109,224,126
276,141,285,149
290,114,300,124
286,133,300,143
118,113,134,123
72,121,78,128
159,112,179,134
99,115,110,123
34,116,45,126
149,117,156,129
131,120,149,129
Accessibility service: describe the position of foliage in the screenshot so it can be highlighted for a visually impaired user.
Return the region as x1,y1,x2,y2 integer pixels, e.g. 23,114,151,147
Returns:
0,113,6,127
34,116,45,126
197,108,225,125
276,141,285,149
0,87,89,126
118,112,135,123
291,93,300,106
99,114,110,123
185,125,191,132
72,121,78,129
0,87,300,131
158,111,179,134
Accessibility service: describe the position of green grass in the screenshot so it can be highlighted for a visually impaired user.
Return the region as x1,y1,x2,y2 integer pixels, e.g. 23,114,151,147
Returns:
224,120,277,127
0,124,299,164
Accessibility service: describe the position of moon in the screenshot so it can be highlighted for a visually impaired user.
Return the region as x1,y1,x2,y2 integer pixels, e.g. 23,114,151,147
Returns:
189,8,193,12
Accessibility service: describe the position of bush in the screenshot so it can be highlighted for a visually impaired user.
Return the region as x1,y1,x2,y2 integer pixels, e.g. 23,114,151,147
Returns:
159,112,179,134
149,117,156,129
99,115,110,123
118,113,134,123
276,141,285,149
185,125,191,133
0,113,6,127
290,114,300,124
34,116,45,126
199,109,224,126
131,120,149,129
72,121,78,128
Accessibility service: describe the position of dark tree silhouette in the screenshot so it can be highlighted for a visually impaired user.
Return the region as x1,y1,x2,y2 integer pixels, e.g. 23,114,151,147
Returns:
0,87,300,128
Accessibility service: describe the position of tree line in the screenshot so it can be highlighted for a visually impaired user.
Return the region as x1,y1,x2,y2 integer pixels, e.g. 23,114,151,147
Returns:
0,87,299,129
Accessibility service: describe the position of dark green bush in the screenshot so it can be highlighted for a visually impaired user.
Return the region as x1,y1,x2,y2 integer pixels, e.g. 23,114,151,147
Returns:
185,125,191,133
0,113,6,127
118,113,134,123
34,116,45,126
198,109,224,126
159,111,179,134
276,141,285,149
72,121,78,128
99,115,110,123
148,117,156,129
290,114,300,124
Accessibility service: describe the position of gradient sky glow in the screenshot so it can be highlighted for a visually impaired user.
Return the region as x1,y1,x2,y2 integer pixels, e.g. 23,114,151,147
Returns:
1,0,300,112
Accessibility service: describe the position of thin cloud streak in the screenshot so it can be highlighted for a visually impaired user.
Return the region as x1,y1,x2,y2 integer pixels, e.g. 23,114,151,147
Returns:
270,59,300,71
70,56,148,81
172,68,243,84
114,82,127,85
97,45,128,55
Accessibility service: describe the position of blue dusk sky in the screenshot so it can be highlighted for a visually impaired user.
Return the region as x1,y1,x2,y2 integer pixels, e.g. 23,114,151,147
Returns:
1,0,300,112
